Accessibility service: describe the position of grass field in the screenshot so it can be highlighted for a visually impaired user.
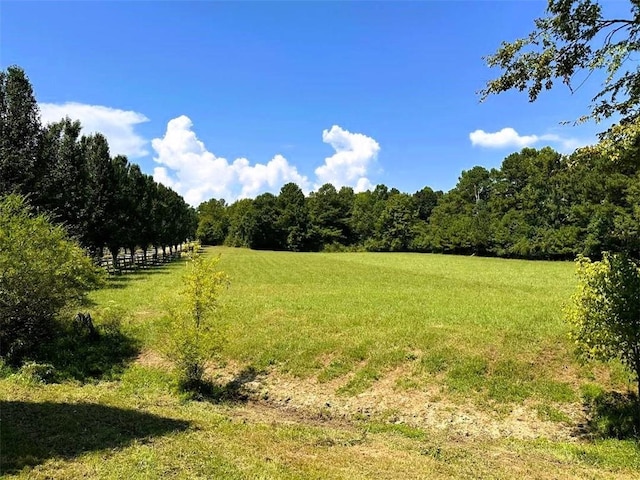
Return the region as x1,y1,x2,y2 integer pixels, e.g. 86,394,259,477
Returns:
2,247,639,478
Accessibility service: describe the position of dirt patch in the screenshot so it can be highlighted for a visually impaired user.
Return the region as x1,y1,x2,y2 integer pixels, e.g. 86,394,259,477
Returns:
208,362,584,441
135,349,172,370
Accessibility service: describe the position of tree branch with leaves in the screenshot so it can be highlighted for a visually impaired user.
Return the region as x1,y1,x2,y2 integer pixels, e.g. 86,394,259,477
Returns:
481,0,640,123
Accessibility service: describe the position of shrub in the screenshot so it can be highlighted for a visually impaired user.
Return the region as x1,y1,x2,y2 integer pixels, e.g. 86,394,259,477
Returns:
565,253,640,407
0,194,104,364
566,252,640,396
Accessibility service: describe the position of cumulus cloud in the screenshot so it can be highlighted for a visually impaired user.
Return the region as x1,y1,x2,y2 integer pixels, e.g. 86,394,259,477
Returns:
315,125,380,192
40,102,149,158
469,128,538,149
469,127,590,153
151,115,310,206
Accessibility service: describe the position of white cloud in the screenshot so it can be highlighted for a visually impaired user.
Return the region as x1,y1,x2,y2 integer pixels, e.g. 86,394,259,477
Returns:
315,125,380,192
469,127,591,153
538,134,592,152
40,102,149,158
151,115,310,206
469,128,538,149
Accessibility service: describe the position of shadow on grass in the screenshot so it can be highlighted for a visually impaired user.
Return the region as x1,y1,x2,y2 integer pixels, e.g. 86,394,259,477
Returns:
102,265,177,290
182,366,263,403
577,391,640,440
37,323,140,382
0,401,190,474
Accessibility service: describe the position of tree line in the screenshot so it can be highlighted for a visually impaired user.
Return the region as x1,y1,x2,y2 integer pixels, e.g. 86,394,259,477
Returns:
197,143,640,260
5,62,639,264
0,66,196,262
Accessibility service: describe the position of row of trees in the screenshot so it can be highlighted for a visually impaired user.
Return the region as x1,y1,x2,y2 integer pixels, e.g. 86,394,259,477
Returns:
197,182,441,253
1,66,196,261
196,142,640,260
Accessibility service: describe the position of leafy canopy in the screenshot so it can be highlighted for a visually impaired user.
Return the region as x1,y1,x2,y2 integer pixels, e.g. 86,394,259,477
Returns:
481,0,640,123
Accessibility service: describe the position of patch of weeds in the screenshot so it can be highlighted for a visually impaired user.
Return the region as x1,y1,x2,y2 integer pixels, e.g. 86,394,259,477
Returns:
445,355,488,394
0,359,14,379
346,342,370,363
337,365,380,396
405,352,418,361
16,361,59,384
419,348,452,374
27,307,140,382
317,359,351,383
395,375,420,390
524,437,640,471
313,431,367,447
41,321,139,382
420,443,465,463
118,365,175,397
581,389,640,439
536,404,572,423
485,362,532,403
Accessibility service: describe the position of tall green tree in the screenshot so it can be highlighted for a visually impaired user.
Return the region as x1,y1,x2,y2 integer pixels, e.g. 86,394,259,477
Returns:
375,192,418,252
82,133,116,257
0,66,41,197
250,193,283,250
307,183,352,248
196,198,229,246
428,166,493,255
36,118,90,243
277,182,310,251
224,198,255,248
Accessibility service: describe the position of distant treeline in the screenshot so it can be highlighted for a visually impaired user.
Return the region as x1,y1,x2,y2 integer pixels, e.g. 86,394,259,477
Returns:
6,65,638,262
1,66,196,259
198,145,640,260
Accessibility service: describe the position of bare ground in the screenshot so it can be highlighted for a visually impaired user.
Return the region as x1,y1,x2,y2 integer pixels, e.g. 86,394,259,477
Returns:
136,351,584,442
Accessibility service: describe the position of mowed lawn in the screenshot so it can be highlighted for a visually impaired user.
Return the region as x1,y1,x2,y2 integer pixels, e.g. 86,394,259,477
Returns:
2,247,639,479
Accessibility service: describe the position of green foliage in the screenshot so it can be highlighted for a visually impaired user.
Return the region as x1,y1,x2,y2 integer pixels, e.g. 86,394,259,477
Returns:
0,194,104,364
16,361,58,384
482,0,640,123
196,198,229,245
166,247,229,392
565,253,640,396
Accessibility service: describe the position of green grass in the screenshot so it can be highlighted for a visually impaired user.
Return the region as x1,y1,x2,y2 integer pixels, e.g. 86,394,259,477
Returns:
2,247,639,479
201,248,601,403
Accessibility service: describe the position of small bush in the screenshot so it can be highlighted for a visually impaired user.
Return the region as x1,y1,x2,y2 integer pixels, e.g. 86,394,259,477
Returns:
165,247,229,395
565,253,640,398
17,361,58,384
0,194,104,365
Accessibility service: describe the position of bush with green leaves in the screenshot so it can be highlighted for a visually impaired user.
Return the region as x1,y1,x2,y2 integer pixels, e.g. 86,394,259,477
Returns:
565,253,640,399
0,194,103,364
167,247,229,393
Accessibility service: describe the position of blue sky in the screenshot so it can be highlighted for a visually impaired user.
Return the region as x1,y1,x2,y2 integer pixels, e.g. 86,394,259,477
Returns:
1,1,618,205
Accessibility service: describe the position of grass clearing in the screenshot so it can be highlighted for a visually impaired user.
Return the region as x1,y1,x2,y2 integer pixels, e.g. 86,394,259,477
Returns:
2,247,639,478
